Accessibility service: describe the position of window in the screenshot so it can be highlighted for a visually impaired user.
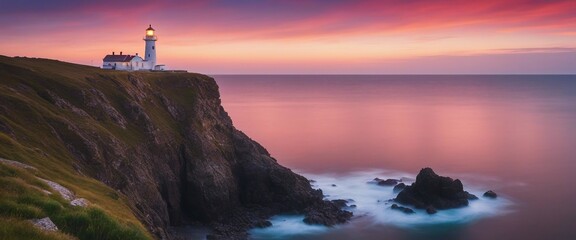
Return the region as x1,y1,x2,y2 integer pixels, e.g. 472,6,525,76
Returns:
148,54,150,57
152,46,155,50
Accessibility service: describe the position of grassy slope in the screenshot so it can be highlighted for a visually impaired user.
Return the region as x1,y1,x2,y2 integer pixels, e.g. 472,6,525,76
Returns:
0,56,207,239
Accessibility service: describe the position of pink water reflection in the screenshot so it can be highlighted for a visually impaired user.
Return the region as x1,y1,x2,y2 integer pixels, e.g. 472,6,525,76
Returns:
217,76,576,180
216,75,576,239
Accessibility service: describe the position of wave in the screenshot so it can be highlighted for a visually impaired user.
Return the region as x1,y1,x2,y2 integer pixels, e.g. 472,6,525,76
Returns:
250,169,514,239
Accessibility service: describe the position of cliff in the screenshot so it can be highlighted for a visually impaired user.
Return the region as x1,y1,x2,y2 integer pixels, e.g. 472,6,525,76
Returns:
0,56,346,239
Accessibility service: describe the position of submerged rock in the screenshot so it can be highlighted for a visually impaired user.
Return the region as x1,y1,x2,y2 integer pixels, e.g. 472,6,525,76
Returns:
395,168,473,210
303,200,353,226
426,206,437,215
376,178,400,186
331,199,349,208
483,190,498,198
391,204,415,214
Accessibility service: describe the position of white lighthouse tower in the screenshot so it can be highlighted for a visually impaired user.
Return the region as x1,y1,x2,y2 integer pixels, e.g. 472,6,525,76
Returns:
102,24,166,71
144,24,157,69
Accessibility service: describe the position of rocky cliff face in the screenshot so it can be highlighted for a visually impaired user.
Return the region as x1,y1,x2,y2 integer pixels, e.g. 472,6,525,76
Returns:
0,56,340,239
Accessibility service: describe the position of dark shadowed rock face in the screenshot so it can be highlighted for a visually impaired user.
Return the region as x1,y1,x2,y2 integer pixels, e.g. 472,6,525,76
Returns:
395,168,473,210
393,183,406,193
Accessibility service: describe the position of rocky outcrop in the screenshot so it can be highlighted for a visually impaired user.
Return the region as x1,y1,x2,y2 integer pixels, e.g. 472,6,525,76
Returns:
0,56,349,239
0,157,37,170
372,178,400,186
395,168,476,211
390,204,415,214
31,217,59,232
484,190,497,198
303,200,353,226
39,178,75,201
393,183,406,193
71,198,90,207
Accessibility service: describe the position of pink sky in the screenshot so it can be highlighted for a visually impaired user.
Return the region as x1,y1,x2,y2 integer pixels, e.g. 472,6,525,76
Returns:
1,0,575,73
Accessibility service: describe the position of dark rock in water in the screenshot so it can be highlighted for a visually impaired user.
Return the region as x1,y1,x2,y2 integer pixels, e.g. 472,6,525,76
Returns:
377,178,400,186
467,192,479,200
309,179,316,183
393,183,406,193
349,204,357,208
426,207,437,215
395,168,471,210
483,190,498,198
253,220,272,228
391,204,415,214
331,199,349,208
303,201,353,226
331,184,337,187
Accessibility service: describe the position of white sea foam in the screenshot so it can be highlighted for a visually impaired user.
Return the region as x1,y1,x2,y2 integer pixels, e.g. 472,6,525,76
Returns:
249,169,514,239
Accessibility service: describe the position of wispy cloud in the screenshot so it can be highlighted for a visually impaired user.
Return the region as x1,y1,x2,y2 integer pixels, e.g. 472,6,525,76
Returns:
495,47,576,54
1,0,575,73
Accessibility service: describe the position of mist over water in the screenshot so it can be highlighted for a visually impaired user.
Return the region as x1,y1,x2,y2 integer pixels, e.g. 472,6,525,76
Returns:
216,75,576,240
250,170,513,240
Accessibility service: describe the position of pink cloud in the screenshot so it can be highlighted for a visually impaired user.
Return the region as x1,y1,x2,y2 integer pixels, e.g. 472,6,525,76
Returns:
1,0,575,73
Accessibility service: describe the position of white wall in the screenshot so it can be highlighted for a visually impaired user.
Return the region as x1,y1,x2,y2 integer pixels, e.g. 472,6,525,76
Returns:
144,38,157,68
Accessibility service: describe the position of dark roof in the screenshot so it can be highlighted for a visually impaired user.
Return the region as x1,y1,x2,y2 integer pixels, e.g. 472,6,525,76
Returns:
146,24,155,31
102,55,136,62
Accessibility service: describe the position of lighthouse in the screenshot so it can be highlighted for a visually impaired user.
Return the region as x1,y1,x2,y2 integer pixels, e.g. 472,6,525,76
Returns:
102,24,166,71
144,24,157,69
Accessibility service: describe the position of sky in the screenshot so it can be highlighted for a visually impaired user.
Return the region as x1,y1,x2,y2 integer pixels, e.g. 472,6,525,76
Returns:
0,0,575,74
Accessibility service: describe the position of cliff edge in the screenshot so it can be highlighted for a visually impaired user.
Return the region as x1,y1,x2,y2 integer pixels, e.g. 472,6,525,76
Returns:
0,56,347,239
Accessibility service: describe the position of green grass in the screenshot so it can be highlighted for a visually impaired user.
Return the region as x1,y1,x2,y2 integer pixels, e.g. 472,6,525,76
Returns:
0,218,76,240
52,208,148,240
0,163,149,240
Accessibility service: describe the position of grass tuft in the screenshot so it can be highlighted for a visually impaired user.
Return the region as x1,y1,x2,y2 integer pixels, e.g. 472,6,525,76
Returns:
0,217,76,240
0,162,150,239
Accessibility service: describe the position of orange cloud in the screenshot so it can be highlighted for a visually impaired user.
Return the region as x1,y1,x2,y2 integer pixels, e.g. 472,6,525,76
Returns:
1,0,574,73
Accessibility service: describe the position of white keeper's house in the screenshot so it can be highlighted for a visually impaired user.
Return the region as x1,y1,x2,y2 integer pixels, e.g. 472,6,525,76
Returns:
102,25,166,71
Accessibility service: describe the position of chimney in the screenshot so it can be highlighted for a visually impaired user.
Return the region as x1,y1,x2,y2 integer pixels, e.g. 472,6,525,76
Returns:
120,51,123,55
112,51,115,55
135,53,138,56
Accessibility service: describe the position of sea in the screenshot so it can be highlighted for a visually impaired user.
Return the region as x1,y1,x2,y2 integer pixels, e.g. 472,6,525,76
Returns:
212,75,576,240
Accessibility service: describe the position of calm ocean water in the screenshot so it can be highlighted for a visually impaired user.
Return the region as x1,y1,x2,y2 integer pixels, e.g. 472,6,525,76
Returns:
214,75,576,240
